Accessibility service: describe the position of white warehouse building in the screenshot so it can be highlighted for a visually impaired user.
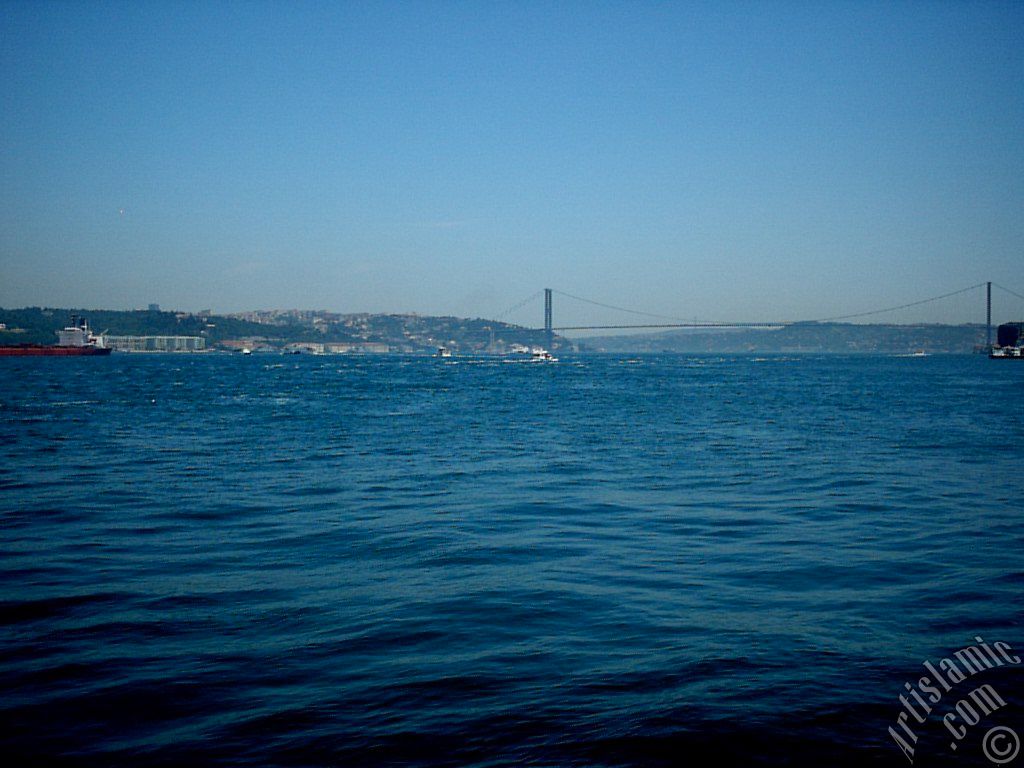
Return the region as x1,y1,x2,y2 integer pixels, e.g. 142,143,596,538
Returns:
104,335,206,352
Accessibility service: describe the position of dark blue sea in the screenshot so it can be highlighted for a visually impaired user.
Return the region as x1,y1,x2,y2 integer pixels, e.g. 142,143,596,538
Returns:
1,354,1021,767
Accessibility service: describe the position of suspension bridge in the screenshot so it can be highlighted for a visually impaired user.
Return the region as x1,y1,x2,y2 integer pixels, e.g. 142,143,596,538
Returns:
491,282,1024,349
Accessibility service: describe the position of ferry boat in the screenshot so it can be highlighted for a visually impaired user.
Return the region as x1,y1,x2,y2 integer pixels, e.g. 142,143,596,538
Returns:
530,348,557,362
990,346,1022,359
0,316,111,356
436,346,453,358
990,322,1023,359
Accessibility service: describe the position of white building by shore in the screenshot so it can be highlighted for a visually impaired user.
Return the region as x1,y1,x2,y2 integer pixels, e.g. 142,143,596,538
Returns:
105,335,206,352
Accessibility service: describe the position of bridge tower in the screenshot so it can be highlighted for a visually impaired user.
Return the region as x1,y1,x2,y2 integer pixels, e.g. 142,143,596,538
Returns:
544,288,553,349
987,281,992,348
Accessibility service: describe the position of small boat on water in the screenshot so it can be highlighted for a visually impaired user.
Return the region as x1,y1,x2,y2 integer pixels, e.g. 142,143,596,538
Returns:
501,345,557,363
0,315,111,356
436,347,452,358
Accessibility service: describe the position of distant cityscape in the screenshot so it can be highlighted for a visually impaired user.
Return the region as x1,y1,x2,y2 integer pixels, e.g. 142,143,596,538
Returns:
0,305,1006,354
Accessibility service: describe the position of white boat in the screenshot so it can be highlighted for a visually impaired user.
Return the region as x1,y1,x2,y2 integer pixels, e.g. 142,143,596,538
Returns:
501,344,556,362
989,346,1022,359
436,346,452,358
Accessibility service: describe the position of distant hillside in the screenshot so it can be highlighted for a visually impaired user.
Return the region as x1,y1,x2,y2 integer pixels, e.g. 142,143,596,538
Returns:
580,323,991,354
0,307,559,353
0,307,271,345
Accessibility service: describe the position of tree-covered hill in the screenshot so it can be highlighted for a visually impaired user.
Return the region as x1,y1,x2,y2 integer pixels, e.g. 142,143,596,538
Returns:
0,307,286,345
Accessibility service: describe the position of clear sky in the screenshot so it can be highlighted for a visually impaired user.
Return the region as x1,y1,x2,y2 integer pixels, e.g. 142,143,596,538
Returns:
2,0,1022,326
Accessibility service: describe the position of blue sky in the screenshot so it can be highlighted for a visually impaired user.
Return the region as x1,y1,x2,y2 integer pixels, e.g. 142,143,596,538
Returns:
2,1,1022,326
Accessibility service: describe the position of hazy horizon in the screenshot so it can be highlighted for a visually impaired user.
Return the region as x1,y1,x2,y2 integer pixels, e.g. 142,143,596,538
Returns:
2,1,1023,328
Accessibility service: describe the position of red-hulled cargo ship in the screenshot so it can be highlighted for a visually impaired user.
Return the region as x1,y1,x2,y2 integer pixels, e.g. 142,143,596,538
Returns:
0,316,112,356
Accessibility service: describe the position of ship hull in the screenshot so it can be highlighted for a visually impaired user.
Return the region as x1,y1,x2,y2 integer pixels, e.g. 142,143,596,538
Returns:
0,346,112,357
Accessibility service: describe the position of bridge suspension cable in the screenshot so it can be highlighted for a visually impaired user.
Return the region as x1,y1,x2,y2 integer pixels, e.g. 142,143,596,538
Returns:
543,281,992,332
993,283,1024,303
807,282,987,323
551,289,698,324
492,290,544,322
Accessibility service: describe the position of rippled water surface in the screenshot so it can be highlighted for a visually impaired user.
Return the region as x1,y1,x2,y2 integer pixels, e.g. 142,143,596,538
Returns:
1,354,1021,766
